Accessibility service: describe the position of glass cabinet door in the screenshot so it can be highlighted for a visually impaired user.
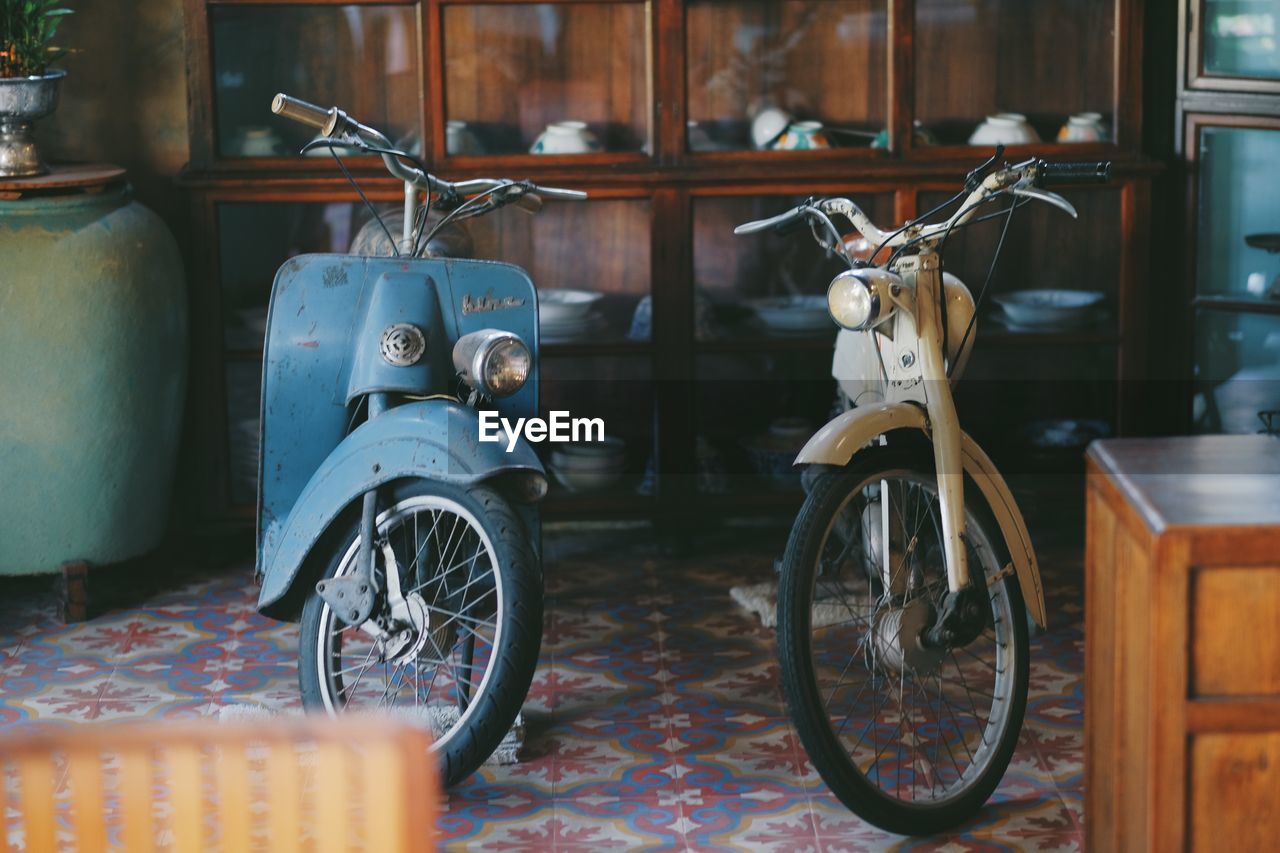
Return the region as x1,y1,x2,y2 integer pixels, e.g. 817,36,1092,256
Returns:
464,199,652,343
1196,126,1280,302
1192,121,1280,436
685,0,888,152
442,3,652,156
211,5,421,160
1200,0,1280,82
914,0,1116,146
918,187,1123,335
1194,310,1280,434
691,193,893,339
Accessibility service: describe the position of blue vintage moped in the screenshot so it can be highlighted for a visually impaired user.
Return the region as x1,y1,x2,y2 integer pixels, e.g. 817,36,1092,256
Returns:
254,94,585,784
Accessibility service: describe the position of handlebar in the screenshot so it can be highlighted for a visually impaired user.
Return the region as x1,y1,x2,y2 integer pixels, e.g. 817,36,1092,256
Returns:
270,92,586,209
271,94,335,135
735,155,1112,257
1035,160,1111,187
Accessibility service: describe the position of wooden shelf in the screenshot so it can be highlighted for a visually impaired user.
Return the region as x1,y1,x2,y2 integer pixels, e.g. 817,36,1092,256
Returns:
180,0,1156,531
542,340,649,357
697,335,837,353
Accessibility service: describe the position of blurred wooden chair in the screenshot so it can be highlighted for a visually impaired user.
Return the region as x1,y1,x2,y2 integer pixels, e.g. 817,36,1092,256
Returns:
1,715,437,852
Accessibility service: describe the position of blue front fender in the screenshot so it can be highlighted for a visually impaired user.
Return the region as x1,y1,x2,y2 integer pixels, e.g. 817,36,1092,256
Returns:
256,399,544,614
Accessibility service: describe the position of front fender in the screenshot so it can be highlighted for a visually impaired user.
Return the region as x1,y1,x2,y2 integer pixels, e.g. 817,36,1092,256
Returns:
256,399,544,614
795,401,1046,628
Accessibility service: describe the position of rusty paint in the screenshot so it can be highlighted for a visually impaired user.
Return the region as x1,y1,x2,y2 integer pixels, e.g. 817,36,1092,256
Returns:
298,341,319,348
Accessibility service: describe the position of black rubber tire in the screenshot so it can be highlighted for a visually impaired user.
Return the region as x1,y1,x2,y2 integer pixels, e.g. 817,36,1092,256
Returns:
777,444,1030,835
298,480,542,787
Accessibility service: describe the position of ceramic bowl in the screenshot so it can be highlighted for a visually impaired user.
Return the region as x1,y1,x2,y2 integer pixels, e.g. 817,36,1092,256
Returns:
551,450,626,473
553,436,627,461
552,466,624,492
1057,112,1107,144
750,106,793,150
771,121,831,151
538,289,603,323
740,433,804,489
768,416,812,444
530,121,601,155
748,295,832,334
1022,418,1110,450
446,120,484,156
968,113,1041,146
993,289,1104,328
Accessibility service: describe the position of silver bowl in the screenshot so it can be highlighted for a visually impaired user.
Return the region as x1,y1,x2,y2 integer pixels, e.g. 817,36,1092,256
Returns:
0,70,65,177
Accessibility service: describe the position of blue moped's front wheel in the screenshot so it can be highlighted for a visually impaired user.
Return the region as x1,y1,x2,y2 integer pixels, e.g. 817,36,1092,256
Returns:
298,479,542,786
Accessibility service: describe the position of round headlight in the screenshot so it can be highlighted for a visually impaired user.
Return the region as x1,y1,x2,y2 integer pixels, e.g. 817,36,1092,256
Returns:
827,269,898,331
479,335,531,397
827,270,876,330
453,329,531,398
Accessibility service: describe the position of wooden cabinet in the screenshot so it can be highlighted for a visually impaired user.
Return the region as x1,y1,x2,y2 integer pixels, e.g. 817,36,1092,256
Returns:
1085,435,1280,852
180,0,1158,530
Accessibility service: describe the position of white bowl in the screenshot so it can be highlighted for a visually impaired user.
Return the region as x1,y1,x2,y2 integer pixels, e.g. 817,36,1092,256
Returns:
552,466,624,493
748,296,832,333
993,289,1104,328
553,436,627,459
552,451,626,473
538,289,603,324
968,113,1041,146
751,106,793,149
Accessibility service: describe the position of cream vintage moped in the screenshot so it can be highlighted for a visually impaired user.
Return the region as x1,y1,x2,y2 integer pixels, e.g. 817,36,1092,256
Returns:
735,151,1110,833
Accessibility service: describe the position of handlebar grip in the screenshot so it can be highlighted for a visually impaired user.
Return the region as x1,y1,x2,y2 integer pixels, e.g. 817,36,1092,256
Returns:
734,206,806,236
271,93,335,134
535,186,587,201
1036,160,1112,188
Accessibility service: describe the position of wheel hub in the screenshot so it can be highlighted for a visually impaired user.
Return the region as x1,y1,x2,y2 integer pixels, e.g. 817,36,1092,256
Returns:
870,597,946,675
384,592,433,664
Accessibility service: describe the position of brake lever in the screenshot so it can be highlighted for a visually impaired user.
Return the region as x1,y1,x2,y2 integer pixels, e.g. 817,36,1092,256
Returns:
964,144,1005,193
514,192,543,215
1010,186,1078,219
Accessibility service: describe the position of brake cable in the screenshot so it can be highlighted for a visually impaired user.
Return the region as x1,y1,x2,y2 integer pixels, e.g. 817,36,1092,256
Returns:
946,196,1021,379
302,138,400,258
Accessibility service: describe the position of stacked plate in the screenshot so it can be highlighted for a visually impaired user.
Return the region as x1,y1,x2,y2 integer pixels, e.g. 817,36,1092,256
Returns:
992,289,1105,332
539,288,606,342
550,437,627,493
747,295,833,336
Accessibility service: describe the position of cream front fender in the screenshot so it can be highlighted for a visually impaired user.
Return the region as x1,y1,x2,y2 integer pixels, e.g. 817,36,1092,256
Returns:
795,402,1046,628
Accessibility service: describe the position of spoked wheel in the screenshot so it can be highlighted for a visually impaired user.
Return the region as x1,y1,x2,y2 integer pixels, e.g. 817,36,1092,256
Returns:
778,444,1029,835
299,480,541,786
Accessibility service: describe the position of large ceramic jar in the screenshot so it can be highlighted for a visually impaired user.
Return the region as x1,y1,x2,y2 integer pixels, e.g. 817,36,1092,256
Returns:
0,171,187,574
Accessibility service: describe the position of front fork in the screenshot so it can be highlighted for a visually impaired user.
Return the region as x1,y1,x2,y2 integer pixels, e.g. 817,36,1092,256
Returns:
315,393,396,629
907,254,969,593
898,255,988,648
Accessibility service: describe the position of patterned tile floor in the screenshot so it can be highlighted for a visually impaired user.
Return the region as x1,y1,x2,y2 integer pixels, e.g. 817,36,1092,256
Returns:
0,525,1084,851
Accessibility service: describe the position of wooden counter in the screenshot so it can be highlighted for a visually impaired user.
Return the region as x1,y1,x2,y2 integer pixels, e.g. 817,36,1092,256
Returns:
1085,435,1280,852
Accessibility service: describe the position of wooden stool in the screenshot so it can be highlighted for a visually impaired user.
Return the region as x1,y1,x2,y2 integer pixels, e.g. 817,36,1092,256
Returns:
0,716,437,851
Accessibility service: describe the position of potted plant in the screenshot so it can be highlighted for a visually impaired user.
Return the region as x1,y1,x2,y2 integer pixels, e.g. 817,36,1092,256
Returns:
0,0,72,176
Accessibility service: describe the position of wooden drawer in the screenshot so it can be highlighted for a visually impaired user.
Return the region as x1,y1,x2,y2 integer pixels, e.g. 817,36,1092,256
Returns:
1191,566,1280,697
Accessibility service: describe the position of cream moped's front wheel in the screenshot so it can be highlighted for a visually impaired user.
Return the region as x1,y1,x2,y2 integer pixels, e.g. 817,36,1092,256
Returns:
298,480,542,787
777,443,1029,835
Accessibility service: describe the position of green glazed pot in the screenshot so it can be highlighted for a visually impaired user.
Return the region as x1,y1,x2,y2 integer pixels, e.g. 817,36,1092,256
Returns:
0,184,187,573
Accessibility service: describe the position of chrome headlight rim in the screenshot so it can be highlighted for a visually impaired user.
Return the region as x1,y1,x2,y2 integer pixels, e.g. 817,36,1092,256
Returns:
827,269,879,331
454,329,531,398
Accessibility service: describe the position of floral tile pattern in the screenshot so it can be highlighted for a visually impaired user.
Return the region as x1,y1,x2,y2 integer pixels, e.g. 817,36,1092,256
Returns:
0,528,1085,850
